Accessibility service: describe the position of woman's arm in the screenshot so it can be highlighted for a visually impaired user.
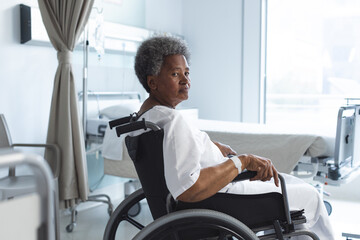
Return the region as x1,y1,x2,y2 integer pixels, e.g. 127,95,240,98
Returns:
177,154,279,202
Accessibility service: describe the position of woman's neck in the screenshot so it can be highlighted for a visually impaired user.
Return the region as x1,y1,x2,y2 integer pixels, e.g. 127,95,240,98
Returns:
149,94,176,109
138,95,176,115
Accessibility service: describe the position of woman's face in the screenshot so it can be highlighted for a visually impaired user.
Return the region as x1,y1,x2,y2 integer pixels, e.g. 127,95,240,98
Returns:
148,54,191,108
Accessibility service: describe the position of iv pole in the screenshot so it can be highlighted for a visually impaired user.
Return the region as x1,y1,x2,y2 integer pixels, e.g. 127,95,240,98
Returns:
82,24,89,141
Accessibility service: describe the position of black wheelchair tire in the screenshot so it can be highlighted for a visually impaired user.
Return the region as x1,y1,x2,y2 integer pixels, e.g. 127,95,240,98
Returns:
132,209,259,240
103,189,146,240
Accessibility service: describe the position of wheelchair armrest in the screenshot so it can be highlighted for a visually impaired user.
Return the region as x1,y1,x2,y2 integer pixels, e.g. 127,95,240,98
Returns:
12,143,61,178
166,170,257,213
232,172,292,226
232,170,257,182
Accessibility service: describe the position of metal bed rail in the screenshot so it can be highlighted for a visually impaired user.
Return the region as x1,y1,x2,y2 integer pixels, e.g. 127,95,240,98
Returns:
0,149,55,240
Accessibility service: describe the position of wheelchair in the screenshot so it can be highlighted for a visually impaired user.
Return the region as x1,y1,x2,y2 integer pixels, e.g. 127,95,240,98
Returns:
103,115,320,240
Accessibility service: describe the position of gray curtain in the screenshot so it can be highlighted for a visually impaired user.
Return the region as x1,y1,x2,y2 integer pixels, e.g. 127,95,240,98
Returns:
38,0,94,208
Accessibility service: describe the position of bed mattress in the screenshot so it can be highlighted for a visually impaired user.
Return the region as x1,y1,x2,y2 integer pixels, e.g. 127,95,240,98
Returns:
195,119,336,173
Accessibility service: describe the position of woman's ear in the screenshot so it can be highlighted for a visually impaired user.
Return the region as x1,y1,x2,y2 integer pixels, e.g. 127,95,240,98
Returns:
147,76,157,90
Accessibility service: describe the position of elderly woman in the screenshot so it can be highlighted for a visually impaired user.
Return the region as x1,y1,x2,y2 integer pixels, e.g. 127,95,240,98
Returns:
134,36,335,239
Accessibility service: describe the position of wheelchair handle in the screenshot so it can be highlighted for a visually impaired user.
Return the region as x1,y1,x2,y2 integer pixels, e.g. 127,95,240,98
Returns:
115,118,161,137
109,116,132,129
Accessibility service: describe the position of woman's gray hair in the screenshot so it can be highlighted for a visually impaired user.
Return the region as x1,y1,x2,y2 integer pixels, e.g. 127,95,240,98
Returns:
135,35,191,93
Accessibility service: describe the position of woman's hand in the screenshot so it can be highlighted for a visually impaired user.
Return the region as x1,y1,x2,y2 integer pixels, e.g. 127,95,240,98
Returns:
213,141,237,157
239,154,279,187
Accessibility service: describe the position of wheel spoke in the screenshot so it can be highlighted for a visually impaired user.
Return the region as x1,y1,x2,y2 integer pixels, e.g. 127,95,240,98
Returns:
125,215,145,230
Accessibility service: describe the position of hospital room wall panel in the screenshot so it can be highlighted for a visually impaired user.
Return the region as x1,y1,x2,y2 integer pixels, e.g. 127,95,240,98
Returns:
0,0,57,154
102,0,146,28
146,0,245,121
181,0,243,121
145,0,183,36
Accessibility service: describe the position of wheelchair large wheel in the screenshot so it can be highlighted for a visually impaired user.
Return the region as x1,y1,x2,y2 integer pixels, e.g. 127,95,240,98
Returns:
103,189,146,240
133,209,259,240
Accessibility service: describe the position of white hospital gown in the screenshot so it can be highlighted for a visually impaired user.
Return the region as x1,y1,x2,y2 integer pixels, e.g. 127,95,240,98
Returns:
137,105,335,240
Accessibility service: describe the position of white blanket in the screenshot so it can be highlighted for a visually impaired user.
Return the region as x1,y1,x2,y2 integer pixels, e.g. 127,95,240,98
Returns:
196,119,335,173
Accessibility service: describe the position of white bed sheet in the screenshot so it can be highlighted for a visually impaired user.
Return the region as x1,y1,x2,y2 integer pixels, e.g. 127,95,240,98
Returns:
195,119,336,173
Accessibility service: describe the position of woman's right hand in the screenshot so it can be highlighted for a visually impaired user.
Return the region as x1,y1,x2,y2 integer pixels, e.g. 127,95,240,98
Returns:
239,154,279,187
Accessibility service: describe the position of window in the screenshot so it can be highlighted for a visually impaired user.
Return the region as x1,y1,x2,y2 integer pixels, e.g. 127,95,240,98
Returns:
266,0,360,128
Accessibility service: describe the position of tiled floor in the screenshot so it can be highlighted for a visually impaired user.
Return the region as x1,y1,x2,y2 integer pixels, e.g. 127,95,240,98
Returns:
327,199,360,239
59,177,360,240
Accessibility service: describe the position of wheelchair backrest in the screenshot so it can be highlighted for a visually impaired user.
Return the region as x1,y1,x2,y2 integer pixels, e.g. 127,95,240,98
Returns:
125,130,171,219
110,115,172,220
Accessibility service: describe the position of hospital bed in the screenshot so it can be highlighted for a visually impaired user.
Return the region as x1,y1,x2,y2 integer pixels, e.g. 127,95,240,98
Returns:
80,91,144,181
83,91,144,182
194,104,360,186
82,91,142,146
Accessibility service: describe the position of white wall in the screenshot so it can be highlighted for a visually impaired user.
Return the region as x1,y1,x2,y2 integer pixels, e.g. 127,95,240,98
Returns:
181,0,243,121
0,0,57,147
145,0,183,35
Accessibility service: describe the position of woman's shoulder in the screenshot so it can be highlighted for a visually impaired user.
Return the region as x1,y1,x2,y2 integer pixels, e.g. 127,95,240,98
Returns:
153,105,178,116
140,105,181,123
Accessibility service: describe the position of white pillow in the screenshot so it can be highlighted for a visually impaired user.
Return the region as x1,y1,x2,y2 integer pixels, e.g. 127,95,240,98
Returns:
100,101,141,119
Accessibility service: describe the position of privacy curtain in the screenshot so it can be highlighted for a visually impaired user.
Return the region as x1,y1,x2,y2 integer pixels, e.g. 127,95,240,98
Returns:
38,0,94,208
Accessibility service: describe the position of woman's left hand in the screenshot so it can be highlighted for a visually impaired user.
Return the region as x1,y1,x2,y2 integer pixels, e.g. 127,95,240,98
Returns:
213,141,237,157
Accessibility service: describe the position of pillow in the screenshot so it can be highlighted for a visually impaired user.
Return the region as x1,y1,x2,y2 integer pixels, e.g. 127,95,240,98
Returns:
100,101,141,119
